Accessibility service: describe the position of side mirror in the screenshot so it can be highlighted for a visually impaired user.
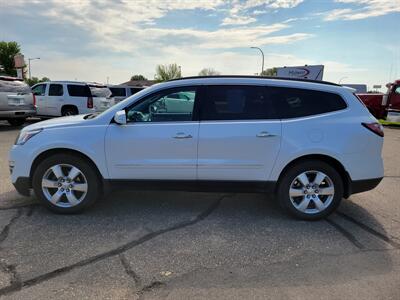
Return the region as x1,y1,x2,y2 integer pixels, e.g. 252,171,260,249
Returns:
114,110,127,125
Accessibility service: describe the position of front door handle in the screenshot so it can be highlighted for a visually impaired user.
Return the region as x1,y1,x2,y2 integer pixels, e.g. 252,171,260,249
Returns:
173,132,192,139
256,131,275,138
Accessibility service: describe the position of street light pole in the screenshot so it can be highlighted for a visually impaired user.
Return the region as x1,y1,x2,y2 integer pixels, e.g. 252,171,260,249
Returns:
28,57,40,79
338,76,348,84
250,47,264,75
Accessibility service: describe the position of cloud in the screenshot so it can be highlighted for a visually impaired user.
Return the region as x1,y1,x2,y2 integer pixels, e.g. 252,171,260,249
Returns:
325,0,400,21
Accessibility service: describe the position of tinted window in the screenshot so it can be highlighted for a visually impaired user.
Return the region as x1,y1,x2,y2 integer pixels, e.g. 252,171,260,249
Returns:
48,84,63,96
126,87,197,122
130,87,143,95
0,79,31,94
201,85,275,120
67,85,91,97
268,87,347,119
32,84,46,96
109,87,126,97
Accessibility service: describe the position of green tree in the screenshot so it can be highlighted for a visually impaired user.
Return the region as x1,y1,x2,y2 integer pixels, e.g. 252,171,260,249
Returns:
260,67,277,77
25,76,50,87
154,63,181,82
198,68,220,76
0,41,21,76
130,74,147,81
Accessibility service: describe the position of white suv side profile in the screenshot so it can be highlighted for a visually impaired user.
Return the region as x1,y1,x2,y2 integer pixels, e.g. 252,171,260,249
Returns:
9,76,384,220
31,81,95,117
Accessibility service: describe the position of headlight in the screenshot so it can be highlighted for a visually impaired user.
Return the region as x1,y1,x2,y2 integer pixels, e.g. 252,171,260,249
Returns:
15,129,42,145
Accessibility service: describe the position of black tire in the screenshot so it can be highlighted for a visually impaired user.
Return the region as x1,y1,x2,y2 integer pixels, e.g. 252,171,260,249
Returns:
277,160,343,220
8,118,26,126
32,153,101,213
61,107,78,116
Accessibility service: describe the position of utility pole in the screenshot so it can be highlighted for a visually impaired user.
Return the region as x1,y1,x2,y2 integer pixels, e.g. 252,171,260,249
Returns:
250,47,264,75
28,57,40,79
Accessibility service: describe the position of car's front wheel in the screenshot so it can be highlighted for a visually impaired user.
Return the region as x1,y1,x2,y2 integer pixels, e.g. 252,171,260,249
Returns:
277,160,343,220
32,153,100,213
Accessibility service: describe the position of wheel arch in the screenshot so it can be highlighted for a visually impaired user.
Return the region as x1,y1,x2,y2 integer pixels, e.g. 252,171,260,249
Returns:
30,148,104,187
276,154,351,198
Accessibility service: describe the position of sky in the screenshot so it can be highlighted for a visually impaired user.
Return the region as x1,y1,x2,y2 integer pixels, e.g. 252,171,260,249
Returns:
1,0,399,89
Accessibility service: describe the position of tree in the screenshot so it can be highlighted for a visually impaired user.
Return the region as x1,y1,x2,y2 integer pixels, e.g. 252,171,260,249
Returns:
0,41,21,76
154,63,181,82
260,67,277,77
198,68,220,76
25,76,50,87
130,74,147,81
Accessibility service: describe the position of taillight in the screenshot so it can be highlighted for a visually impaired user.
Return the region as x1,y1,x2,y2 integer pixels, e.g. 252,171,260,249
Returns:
87,96,93,108
362,122,384,137
33,94,36,107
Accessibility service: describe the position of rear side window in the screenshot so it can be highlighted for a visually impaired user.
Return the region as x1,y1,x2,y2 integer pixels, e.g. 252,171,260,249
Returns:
201,85,276,121
109,87,126,97
67,85,91,97
0,79,31,94
268,87,347,119
48,84,63,96
130,87,143,95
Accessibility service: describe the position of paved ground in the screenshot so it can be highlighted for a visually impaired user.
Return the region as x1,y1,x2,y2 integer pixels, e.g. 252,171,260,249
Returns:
0,120,399,299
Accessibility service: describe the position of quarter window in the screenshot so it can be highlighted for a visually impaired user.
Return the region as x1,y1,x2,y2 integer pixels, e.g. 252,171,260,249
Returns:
268,87,347,119
126,88,197,122
48,84,63,96
200,85,276,120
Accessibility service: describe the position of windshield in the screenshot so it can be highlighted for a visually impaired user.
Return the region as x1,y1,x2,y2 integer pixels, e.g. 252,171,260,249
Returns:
89,86,112,98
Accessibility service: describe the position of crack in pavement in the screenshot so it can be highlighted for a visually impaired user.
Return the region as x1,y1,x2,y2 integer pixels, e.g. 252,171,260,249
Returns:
0,208,23,245
336,211,400,249
0,261,22,294
0,194,228,297
137,281,166,300
119,254,141,288
325,218,365,250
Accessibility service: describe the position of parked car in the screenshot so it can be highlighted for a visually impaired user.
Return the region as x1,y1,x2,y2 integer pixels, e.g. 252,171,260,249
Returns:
87,83,114,112
356,80,400,119
10,76,384,220
31,81,95,117
0,76,36,126
108,85,145,103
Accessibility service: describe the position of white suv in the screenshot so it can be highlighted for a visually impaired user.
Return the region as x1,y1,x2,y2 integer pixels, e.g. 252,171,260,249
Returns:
9,76,384,220
31,81,95,117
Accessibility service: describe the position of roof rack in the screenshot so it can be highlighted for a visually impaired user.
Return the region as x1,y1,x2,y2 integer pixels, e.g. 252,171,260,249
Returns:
167,75,340,87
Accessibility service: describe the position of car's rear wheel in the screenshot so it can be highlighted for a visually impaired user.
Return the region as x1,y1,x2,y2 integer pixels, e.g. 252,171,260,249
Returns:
32,154,100,213
8,118,26,126
277,160,343,220
61,107,78,116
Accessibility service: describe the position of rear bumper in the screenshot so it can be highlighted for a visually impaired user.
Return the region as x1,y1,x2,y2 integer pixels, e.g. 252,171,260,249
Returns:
349,177,383,195
0,109,36,119
13,177,31,197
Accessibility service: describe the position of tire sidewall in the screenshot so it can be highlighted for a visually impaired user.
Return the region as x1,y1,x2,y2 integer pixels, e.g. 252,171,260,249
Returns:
32,154,100,213
277,160,343,220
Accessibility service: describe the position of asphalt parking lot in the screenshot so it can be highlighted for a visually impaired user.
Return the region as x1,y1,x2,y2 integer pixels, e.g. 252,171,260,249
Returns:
0,120,399,299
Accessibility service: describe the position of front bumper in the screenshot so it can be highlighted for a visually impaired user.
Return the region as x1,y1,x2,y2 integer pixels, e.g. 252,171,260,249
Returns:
13,177,31,197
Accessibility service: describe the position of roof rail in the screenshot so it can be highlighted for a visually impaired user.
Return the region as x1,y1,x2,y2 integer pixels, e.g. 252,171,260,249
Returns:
167,75,340,86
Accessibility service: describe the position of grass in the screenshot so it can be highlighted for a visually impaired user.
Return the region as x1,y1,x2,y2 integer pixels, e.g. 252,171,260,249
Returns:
379,119,400,127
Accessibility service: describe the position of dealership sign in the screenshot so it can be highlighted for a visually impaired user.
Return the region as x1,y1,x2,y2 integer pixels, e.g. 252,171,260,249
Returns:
276,65,324,80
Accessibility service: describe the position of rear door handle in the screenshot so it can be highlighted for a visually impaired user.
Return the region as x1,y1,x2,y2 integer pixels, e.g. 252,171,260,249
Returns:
256,131,275,138
173,133,192,139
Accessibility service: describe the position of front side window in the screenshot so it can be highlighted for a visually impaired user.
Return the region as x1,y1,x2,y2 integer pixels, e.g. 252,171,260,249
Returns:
200,85,275,121
268,87,347,119
48,84,63,96
394,86,400,94
32,84,46,96
126,87,197,122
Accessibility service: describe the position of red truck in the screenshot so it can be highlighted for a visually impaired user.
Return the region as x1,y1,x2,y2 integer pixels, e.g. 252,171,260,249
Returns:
357,80,400,119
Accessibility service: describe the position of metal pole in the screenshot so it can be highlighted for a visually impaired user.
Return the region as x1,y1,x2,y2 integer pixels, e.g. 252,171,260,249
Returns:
338,76,348,84
251,47,264,75
28,59,31,79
